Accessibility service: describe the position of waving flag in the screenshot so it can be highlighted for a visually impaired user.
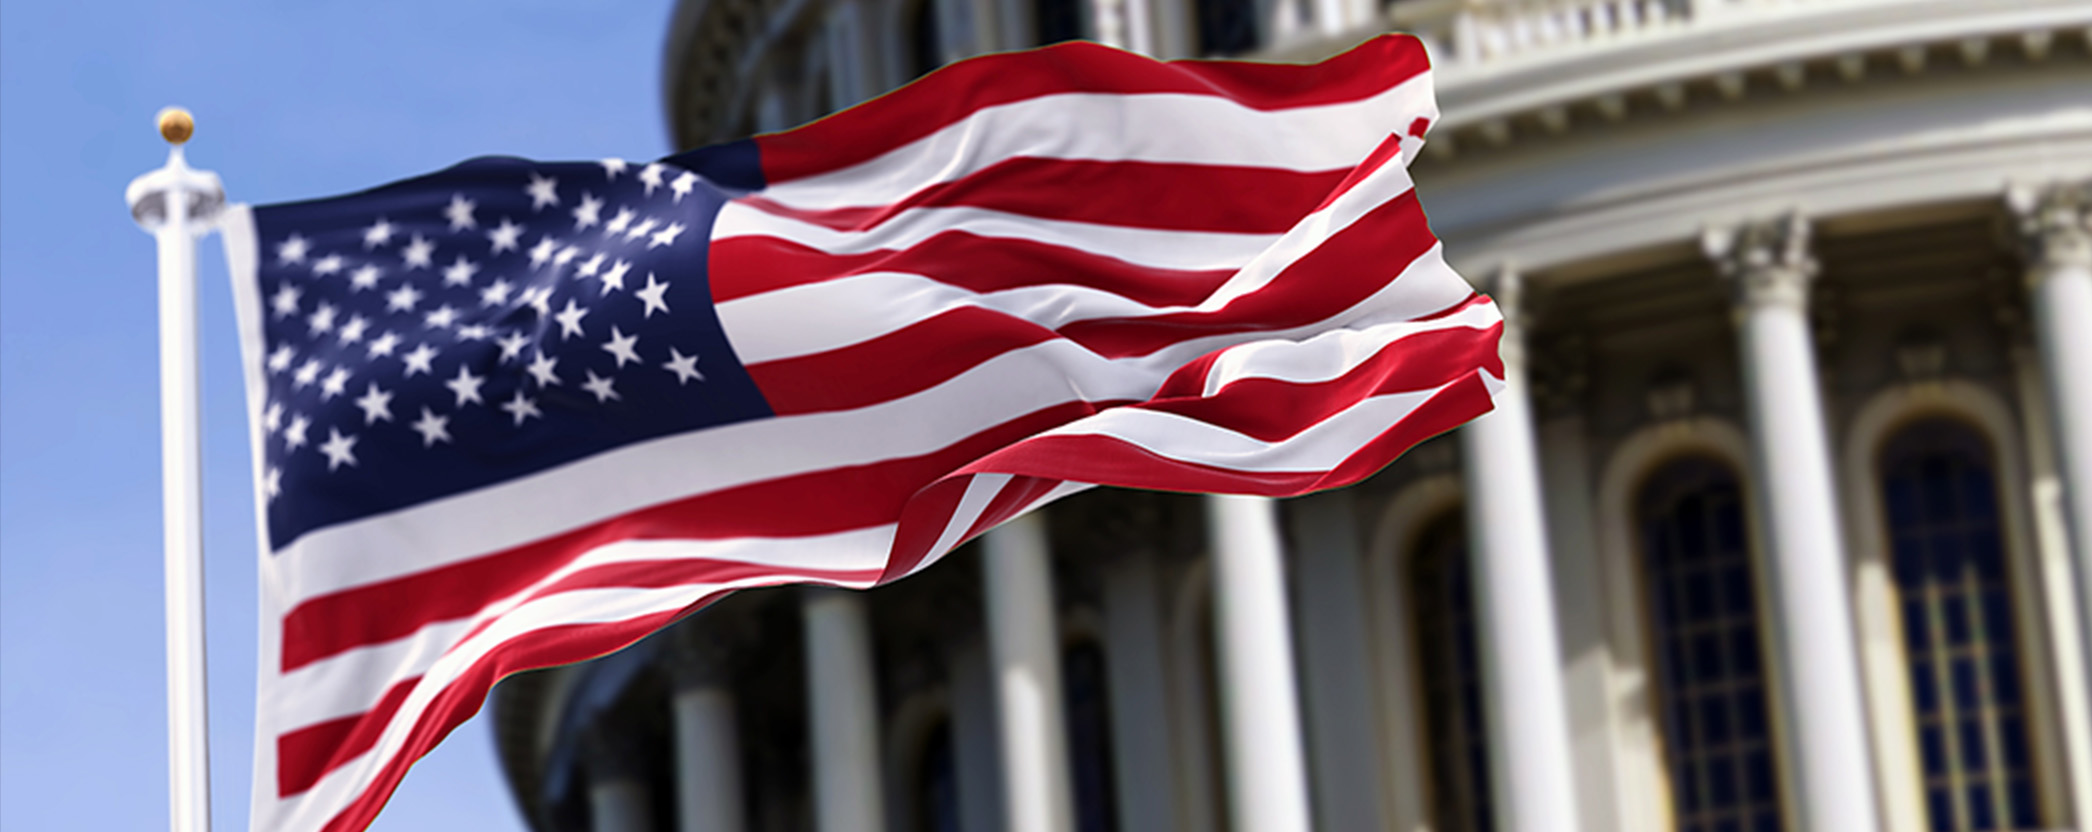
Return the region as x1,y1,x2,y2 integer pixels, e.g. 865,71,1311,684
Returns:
221,35,1502,831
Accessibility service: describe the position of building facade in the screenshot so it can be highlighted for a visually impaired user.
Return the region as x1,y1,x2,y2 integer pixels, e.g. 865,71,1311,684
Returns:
492,1,2092,830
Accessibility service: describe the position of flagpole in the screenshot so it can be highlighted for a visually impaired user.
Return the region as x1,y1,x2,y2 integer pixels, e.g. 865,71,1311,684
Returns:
127,107,224,832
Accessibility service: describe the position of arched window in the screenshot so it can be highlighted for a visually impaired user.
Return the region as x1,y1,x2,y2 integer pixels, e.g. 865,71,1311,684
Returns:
1881,420,2040,831
1638,457,1782,832
913,718,961,832
1034,0,1084,45
1193,0,1258,55
1063,640,1119,832
1408,512,1493,832
909,0,943,80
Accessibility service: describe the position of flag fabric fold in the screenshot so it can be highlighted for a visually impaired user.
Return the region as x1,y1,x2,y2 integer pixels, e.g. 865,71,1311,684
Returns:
222,34,1501,832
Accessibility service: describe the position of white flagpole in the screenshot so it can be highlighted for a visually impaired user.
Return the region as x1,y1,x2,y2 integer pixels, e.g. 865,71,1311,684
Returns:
127,107,224,832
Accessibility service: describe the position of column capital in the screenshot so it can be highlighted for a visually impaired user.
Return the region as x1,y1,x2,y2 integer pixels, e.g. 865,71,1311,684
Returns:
2006,180,2092,284
1703,212,1817,315
1479,264,1527,370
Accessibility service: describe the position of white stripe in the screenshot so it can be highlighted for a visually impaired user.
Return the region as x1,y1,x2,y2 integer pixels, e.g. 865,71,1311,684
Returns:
714,201,1278,271
1199,300,1500,397
925,473,1012,562
759,76,1435,209
275,244,1470,603
1029,375,1477,473
719,146,1422,365
264,527,893,731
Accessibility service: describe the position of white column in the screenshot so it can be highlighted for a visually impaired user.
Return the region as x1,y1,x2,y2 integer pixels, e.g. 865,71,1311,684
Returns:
805,590,888,832
667,632,746,832
1206,494,1314,832
1457,269,1583,832
1704,214,1882,832
2008,182,2092,693
586,733,657,832
983,513,1076,832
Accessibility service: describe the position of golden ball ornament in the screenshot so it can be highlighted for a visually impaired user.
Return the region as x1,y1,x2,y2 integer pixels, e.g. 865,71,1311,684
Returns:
157,107,194,145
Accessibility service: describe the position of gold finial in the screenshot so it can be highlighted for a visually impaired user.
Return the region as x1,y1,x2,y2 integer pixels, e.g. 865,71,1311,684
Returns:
157,107,194,145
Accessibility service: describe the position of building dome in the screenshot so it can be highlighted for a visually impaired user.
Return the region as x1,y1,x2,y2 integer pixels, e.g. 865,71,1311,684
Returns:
500,3,2092,831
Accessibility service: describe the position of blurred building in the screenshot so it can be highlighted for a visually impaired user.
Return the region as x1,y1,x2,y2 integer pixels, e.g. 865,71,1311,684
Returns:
492,2,2092,831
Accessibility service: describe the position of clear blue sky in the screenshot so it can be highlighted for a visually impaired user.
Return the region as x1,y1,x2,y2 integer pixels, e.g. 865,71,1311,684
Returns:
1,1,681,828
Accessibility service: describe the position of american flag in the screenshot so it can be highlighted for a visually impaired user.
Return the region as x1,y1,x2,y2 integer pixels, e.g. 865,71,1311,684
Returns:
222,35,1503,832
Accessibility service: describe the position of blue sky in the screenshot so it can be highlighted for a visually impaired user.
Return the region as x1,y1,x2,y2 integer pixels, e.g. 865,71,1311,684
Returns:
0,1,682,828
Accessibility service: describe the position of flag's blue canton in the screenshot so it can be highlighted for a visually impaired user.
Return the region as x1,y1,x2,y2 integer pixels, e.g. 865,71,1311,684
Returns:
253,153,772,550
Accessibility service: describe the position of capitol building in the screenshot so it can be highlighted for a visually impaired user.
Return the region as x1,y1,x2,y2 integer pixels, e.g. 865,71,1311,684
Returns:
489,1,2092,831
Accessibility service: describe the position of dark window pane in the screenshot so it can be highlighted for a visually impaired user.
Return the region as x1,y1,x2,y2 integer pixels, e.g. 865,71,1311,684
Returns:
1194,0,1259,55
1063,641,1118,832
909,0,942,79
1033,0,1083,45
1408,512,1493,832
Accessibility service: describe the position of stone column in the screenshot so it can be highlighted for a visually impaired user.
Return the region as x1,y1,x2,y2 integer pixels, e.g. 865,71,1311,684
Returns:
983,513,1076,832
667,629,747,832
1456,268,1583,832
804,589,888,832
1704,214,1882,832
2008,182,2092,691
1206,494,1314,832
585,730,656,832
1287,489,1390,832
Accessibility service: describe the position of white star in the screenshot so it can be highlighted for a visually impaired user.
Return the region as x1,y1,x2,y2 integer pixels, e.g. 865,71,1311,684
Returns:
320,428,359,471
554,299,589,340
267,344,295,373
573,192,604,231
445,365,486,407
386,283,423,313
670,170,698,203
338,315,369,344
488,218,524,254
635,273,671,318
402,235,435,270
284,415,310,450
402,343,437,377
362,217,395,249
411,407,451,447
582,370,620,402
480,279,514,307
355,382,394,424
319,367,350,400
648,222,687,249
313,254,345,276
600,158,628,179
445,194,478,231
496,330,531,362
263,466,282,501
601,326,641,368
293,358,323,388
521,286,553,318
603,207,635,237
553,246,581,271
663,347,705,384
367,331,401,358
600,259,632,295
456,323,491,341
528,236,559,269
307,302,338,334
442,255,479,287
349,264,382,292
526,173,560,210
575,252,606,279
277,234,310,265
526,352,560,387
501,391,543,426
624,217,657,243
271,284,302,318
638,163,666,195
263,400,284,432
424,304,460,329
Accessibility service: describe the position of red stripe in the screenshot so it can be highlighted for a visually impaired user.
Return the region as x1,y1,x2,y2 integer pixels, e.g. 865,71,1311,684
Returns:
1059,188,1435,357
709,232,1235,306
282,399,1128,671
740,159,1352,234
747,306,1058,416
1308,132,1407,215
279,677,419,798
755,36,1430,184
